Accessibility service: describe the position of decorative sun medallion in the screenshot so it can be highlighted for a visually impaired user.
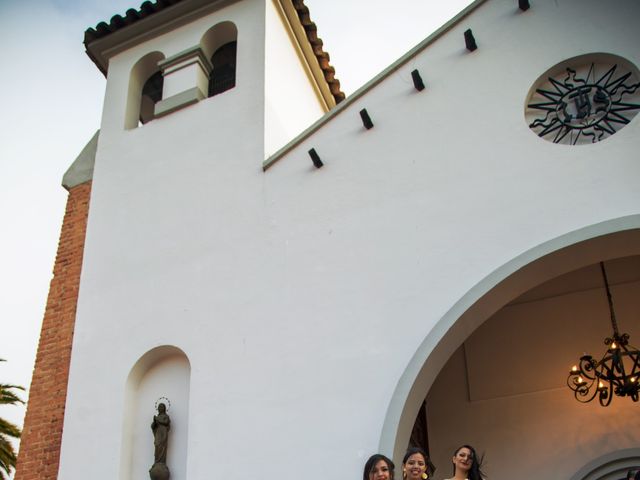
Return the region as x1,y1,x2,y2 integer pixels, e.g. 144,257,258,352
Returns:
525,55,640,145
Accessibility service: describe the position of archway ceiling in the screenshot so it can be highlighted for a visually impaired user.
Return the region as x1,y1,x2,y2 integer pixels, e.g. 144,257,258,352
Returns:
509,255,640,305
463,255,640,401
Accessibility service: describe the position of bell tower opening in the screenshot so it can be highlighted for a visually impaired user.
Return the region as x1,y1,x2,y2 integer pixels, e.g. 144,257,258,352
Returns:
140,70,164,125
124,51,165,129
208,41,237,97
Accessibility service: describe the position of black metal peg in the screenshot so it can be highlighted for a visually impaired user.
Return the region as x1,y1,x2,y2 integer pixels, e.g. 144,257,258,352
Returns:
411,69,425,91
308,148,323,168
464,29,477,51
519,0,530,11
359,108,374,130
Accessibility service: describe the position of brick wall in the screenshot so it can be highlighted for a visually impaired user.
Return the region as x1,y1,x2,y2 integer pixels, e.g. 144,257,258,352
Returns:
14,181,91,480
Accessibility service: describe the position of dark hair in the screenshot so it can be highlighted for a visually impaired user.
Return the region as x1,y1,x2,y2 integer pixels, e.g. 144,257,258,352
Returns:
452,445,485,480
402,447,436,478
363,454,395,480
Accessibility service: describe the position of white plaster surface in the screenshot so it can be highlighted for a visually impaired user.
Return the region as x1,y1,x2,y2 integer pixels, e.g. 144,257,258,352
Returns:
264,0,325,157
57,1,640,479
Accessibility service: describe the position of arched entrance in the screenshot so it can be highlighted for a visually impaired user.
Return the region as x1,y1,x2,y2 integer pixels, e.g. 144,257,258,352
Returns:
380,216,640,477
569,448,640,480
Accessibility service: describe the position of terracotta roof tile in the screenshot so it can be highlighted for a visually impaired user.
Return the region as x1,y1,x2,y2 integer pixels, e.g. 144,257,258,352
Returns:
84,1,182,44
84,0,345,104
291,0,344,103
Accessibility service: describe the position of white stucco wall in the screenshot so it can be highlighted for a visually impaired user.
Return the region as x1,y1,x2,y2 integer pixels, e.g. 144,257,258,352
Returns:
59,1,270,479
264,0,325,157
58,1,640,480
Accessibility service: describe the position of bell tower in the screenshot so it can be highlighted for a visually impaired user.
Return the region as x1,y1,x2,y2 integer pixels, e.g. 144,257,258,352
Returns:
16,1,342,479
84,0,343,161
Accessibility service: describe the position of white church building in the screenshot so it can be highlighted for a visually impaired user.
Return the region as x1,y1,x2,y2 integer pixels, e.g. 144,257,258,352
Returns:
16,1,640,480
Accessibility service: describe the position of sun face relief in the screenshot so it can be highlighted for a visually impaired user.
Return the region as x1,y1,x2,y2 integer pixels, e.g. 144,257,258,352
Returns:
526,55,640,145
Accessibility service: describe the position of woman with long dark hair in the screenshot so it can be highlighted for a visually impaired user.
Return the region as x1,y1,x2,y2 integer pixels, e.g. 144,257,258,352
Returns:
402,447,435,480
363,454,395,480
446,445,485,480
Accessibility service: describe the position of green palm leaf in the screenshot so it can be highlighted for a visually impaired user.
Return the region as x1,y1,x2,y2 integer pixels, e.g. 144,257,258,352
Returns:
0,359,24,480
0,434,17,480
0,384,25,406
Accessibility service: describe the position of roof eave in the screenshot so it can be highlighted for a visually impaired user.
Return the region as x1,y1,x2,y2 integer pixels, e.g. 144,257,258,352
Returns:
83,0,231,76
83,0,345,104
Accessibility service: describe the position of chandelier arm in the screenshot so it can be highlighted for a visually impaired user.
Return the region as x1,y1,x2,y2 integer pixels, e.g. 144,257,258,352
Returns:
624,347,640,377
573,378,598,403
615,351,628,378
579,389,598,403
578,356,598,380
593,366,609,382
599,261,619,337
598,353,622,382
598,382,612,406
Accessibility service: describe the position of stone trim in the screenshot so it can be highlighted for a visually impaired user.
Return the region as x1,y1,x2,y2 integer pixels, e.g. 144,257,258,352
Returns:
158,45,213,75
62,130,98,190
154,87,205,117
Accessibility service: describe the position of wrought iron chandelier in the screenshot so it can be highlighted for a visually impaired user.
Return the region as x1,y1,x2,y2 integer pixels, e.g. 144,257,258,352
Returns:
567,262,640,406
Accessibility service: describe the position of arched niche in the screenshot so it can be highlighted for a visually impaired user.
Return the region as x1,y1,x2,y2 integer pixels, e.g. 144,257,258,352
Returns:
119,345,191,480
124,51,165,129
379,215,640,464
200,21,238,97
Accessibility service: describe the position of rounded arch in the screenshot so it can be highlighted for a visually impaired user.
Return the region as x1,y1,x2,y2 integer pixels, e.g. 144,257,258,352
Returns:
379,215,640,463
569,448,640,480
124,51,165,129
119,345,191,480
200,21,237,60
200,21,238,97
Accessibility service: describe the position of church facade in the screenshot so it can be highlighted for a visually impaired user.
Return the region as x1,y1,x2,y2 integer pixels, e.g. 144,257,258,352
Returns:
16,1,640,479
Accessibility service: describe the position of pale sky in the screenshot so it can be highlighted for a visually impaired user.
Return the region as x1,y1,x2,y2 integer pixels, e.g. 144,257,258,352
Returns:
0,0,472,446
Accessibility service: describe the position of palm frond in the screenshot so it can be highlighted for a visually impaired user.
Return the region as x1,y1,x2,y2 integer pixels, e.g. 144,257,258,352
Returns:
0,419,20,440
0,435,17,480
0,384,25,406
0,358,24,479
